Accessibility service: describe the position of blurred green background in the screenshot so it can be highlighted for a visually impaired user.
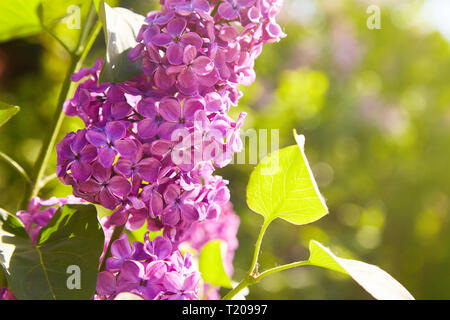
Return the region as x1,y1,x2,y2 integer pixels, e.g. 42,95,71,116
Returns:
1,0,449,299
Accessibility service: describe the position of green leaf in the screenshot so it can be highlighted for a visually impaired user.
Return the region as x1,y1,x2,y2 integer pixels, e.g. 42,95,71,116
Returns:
38,0,95,53
199,240,233,288
95,1,145,83
0,204,104,299
247,130,328,225
0,0,92,50
0,0,42,43
0,102,20,128
308,240,414,300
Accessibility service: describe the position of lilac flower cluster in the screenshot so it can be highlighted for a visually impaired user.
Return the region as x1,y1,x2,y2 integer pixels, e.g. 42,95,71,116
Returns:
55,0,284,300
96,233,200,300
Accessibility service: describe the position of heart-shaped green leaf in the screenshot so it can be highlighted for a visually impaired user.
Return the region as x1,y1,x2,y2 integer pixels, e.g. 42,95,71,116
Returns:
199,240,233,289
308,240,414,300
0,102,20,128
247,130,328,225
0,204,104,300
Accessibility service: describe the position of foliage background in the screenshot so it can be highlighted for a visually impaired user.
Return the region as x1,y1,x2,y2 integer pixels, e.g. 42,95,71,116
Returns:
1,0,449,299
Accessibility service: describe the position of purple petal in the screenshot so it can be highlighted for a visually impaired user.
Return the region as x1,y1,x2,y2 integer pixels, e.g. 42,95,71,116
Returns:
218,2,238,20
164,184,180,203
191,56,214,76
92,162,112,183
137,158,161,182
79,145,97,162
96,271,116,296
153,236,172,260
180,203,199,222
166,43,184,65
99,188,118,209
167,17,186,37
163,272,184,292
159,98,181,122
105,121,127,141
146,261,167,282
98,147,117,168
111,233,132,259
71,161,92,182
115,139,138,158
154,67,175,90
137,98,157,118
183,272,200,291
183,98,204,121
150,139,173,156
111,102,132,119
183,45,197,64
108,176,131,197
137,119,158,139
178,67,197,92
86,129,107,147
148,190,163,218
161,205,180,226
151,33,173,46
114,159,133,178
180,32,203,49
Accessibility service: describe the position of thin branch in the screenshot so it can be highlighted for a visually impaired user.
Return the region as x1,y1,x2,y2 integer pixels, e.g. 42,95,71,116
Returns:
0,151,31,184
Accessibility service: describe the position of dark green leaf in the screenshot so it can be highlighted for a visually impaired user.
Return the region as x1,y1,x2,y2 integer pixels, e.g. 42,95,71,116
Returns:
0,204,104,299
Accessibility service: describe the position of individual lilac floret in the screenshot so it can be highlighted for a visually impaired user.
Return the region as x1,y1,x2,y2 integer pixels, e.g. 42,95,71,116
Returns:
95,233,200,300
16,196,84,244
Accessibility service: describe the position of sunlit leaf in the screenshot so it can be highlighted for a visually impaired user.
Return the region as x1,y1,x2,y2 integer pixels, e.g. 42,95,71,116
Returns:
199,240,233,288
0,0,42,43
0,204,104,299
308,240,414,300
0,102,20,128
0,0,92,51
247,130,328,225
95,0,145,83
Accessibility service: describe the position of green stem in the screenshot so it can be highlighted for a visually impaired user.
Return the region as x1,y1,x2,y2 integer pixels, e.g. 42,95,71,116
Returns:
223,260,310,300
21,20,101,208
0,151,31,184
254,261,310,282
248,220,271,276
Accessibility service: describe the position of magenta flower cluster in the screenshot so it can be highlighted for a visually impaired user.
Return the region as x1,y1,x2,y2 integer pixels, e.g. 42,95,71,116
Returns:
54,0,284,300
96,232,200,300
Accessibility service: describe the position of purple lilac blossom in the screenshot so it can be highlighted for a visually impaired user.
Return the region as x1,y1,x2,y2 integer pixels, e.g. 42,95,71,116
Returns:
55,0,284,300
95,232,200,300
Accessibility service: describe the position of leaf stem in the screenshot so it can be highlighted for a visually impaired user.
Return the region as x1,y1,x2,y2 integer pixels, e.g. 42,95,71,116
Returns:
254,261,310,282
21,19,101,208
0,151,31,184
249,220,271,276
